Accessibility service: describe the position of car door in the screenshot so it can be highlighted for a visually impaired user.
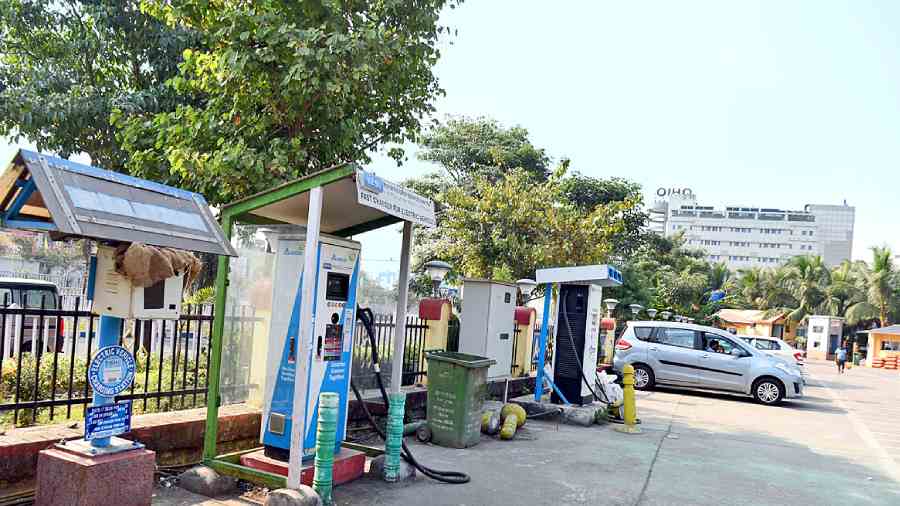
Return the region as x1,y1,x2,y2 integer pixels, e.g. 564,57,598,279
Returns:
647,327,702,385
698,333,752,392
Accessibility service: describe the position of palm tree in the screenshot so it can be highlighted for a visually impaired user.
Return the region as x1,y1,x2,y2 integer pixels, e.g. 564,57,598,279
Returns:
859,247,898,327
784,255,830,322
824,260,869,323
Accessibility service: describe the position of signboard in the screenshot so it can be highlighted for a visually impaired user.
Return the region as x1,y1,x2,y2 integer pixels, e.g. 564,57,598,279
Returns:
355,169,436,228
85,401,132,440
88,346,136,397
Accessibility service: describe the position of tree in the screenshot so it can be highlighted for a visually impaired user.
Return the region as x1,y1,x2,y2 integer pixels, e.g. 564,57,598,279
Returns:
116,0,459,205
417,116,549,186
857,247,899,327
432,166,637,283
0,1,199,170
784,255,830,322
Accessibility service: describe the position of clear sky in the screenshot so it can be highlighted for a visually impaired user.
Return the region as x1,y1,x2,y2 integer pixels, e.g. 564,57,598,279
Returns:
3,1,899,273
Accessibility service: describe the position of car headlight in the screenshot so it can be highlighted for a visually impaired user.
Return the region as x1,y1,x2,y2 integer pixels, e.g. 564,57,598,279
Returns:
774,362,800,377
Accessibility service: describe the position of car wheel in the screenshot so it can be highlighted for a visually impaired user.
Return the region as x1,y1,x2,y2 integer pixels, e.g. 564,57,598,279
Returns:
632,364,654,390
752,378,784,405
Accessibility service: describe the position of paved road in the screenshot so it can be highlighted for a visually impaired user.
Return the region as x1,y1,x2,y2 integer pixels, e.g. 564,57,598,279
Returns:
158,360,900,505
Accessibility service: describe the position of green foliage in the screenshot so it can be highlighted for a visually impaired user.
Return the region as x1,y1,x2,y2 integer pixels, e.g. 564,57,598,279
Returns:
184,286,214,305
435,165,636,282
115,0,459,205
0,0,198,170
417,116,550,185
10,234,85,274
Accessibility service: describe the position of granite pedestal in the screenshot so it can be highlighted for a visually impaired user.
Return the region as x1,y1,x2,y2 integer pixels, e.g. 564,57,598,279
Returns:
35,444,155,506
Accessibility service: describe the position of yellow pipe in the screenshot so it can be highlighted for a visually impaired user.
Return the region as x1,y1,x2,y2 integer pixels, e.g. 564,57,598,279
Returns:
615,364,641,434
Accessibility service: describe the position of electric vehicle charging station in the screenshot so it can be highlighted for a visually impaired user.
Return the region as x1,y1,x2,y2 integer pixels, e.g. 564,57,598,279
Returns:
260,227,362,461
533,265,623,405
202,164,439,490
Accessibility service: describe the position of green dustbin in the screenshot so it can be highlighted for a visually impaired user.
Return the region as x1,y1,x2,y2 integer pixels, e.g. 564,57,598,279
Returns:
426,352,495,449
853,352,862,366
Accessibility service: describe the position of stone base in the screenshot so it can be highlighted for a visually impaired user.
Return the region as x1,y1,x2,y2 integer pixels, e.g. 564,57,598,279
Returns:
35,446,155,506
240,448,365,486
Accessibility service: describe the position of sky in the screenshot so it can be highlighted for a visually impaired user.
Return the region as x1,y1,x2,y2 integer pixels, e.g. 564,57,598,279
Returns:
3,1,900,274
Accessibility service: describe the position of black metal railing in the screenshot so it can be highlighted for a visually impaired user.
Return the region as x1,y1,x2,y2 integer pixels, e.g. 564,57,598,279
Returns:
351,314,429,390
0,295,430,428
529,324,554,373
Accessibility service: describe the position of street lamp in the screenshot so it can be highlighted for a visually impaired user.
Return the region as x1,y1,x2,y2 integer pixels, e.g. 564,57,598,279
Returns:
515,278,537,302
647,308,658,320
423,260,452,297
659,311,672,320
603,298,620,316
628,304,644,318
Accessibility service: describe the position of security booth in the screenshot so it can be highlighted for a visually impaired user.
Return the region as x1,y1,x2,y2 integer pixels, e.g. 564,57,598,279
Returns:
202,163,437,490
0,149,236,506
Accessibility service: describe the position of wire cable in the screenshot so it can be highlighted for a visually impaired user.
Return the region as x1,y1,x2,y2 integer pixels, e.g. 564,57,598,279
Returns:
352,306,470,484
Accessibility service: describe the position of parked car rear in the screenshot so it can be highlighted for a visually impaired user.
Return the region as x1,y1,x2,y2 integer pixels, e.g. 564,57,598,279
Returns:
613,320,804,405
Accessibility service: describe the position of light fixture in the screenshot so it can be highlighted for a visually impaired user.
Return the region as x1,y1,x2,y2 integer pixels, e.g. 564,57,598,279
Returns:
647,308,658,319
516,279,537,300
423,260,452,297
659,311,672,320
603,298,620,314
628,303,644,316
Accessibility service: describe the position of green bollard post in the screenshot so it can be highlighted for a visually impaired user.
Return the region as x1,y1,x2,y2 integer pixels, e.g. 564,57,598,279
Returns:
383,392,406,482
313,392,339,505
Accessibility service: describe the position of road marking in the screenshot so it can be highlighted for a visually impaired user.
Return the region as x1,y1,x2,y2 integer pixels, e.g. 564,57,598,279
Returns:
819,377,900,483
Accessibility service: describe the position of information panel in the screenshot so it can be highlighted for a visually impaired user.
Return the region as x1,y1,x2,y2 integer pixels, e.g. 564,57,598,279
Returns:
84,401,132,441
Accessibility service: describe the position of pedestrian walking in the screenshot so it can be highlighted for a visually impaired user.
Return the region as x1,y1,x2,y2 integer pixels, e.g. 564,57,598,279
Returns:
835,342,848,374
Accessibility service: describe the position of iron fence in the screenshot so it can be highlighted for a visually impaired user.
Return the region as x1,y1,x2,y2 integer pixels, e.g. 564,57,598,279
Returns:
530,324,554,373
351,314,430,390
0,298,429,428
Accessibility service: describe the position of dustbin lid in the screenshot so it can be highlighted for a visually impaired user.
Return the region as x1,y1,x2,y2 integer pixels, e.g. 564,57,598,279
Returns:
426,351,496,368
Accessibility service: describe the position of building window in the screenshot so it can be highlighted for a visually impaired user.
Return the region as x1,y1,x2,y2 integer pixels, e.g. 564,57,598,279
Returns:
881,340,900,351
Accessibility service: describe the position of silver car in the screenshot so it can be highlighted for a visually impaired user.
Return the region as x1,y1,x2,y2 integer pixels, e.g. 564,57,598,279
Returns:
612,321,804,405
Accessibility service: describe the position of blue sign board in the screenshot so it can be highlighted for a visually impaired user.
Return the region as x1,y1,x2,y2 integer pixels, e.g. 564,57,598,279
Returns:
88,346,136,397
85,400,132,440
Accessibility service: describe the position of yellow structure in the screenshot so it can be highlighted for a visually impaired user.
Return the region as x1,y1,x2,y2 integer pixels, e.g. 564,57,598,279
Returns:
615,364,641,435
863,325,900,366
714,309,797,343
512,307,537,377
419,298,453,383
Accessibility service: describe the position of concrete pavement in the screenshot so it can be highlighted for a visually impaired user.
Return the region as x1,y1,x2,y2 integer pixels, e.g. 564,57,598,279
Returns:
159,361,900,505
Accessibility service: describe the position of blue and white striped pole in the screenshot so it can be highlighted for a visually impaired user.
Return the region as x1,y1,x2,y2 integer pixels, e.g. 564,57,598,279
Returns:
534,284,553,402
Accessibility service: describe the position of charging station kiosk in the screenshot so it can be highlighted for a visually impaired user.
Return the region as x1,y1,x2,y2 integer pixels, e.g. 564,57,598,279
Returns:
260,227,361,461
202,164,436,490
533,265,623,405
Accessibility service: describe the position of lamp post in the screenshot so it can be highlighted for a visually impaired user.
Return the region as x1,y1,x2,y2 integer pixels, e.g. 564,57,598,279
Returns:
515,278,537,305
423,260,451,297
647,308,658,320
659,311,672,321
628,304,644,319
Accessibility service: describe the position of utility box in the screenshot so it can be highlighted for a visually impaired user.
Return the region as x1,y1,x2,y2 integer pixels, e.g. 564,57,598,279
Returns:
458,279,517,378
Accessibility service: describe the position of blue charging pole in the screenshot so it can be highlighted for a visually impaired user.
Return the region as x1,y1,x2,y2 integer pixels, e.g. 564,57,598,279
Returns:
534,283,553,402
90,315,122,448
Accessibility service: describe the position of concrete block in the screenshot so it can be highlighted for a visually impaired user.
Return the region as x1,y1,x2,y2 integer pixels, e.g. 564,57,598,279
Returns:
177,465,237,497
561,406,600,427
265,486,323,506
35,447,155,506
369,454,416,482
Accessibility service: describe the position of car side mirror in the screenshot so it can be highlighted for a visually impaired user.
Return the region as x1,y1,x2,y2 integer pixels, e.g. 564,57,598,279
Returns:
731,348,745,358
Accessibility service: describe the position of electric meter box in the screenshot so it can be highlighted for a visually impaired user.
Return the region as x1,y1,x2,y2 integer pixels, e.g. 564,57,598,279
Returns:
90,245,184,320
458,279,517,378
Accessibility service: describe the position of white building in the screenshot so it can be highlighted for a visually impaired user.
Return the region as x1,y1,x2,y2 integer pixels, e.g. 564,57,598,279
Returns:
650,189,855,269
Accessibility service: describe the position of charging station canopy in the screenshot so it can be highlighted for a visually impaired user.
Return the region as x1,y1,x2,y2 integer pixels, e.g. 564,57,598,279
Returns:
0,149,236,256
535,264,624,287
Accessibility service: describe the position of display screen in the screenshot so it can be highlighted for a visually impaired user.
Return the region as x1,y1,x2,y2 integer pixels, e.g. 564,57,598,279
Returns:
325,272,350,301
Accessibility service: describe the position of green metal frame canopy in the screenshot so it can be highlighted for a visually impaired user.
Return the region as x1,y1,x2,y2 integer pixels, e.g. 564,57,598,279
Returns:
204,163,435,488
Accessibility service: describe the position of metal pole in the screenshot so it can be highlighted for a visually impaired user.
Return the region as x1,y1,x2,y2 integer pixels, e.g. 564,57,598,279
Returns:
288,185,324,489
91,315,122,448
203,214,232,461
390,221,413,394
534,284,553,402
